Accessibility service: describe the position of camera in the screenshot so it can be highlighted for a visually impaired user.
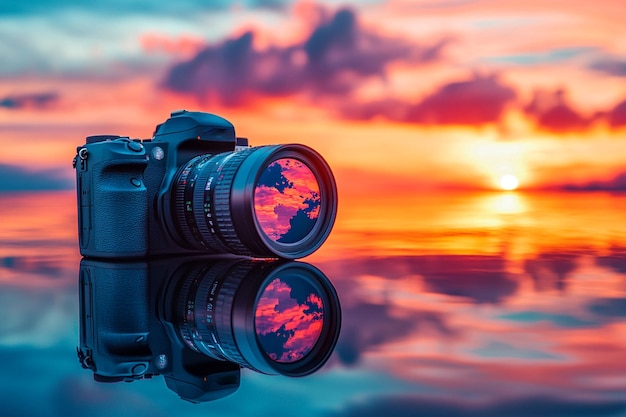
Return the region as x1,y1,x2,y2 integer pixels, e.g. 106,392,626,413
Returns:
77,255,341,403
73,110,338,259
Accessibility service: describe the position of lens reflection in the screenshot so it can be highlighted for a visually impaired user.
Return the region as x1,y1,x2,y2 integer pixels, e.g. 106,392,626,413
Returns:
176,259,341,376
255,277,324,363
254,158,321,244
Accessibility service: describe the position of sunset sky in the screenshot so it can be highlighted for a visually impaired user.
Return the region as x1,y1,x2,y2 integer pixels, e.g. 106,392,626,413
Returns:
1,0,626,192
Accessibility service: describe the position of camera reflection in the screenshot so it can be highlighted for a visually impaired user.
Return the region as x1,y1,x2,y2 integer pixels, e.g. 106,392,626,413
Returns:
77,256,341,403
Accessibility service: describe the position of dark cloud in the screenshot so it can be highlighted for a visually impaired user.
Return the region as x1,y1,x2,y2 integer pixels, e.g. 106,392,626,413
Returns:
596,246,626,273
524,252,580,292
162,8,445,105
0,92,58,109
325,255,518,305
608,99,626,128
0,164,72,192
335,301,456,366
341,74,516,126
320,256,467,365
590,57,626,76
408,75,516,125
562,171,626,192
322,254,519,364
588,297,626,318
525,89,590,132
1,256,68,279
416,255,517,304
329,394,626,417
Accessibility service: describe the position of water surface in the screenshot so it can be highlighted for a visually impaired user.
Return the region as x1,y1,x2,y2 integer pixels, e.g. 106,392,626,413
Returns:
1,190,624,416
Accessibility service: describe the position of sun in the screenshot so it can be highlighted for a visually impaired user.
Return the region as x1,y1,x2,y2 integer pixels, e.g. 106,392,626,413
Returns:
499,174,519,191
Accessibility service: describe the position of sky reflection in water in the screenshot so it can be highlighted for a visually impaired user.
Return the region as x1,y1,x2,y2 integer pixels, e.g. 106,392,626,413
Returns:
0,190,625,416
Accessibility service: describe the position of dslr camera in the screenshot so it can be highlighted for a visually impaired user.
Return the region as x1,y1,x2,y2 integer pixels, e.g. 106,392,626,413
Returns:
73,110,337,259
78,255,341,402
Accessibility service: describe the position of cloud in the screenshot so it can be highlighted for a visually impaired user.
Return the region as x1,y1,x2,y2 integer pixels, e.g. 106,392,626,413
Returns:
162,8,445,105
418,255,518,304
596,246,626,273
590,56,626,76
341,74,516,126
608,99,626,128
0,164,72,192
406,74,516,125
0,92,58,109
325,255,518,305
524,252,580,292
335,301,455,366
1,256,68,279
588,297,626,318
562,171,626,191
525,89,590,132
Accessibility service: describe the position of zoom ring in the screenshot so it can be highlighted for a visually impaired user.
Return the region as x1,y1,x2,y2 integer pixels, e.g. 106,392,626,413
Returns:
176,265,207,353
173,157,197,248
174,156,209,249
192,156,232,254
192,261,238,361
212,263,257,370
212,150,255,256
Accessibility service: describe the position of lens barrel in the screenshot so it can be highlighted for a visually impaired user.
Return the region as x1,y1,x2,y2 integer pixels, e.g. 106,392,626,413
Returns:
175,259,341,377
171,144,337,259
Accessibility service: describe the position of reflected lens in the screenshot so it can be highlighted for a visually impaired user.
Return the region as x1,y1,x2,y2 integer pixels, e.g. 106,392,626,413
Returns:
170,144,337,259
255,276,324,363
175,259,341,376
254,158,320,244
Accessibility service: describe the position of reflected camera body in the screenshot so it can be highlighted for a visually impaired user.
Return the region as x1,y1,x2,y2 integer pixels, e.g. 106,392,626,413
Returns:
78,256,241,403
77,256,341,402
74,110,337,259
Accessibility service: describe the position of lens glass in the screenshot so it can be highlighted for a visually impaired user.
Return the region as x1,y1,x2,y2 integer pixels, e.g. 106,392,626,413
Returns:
254,158,321,244
255,276,325,363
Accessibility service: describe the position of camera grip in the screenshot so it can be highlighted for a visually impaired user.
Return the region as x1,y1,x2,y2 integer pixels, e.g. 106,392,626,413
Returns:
91,161,148,257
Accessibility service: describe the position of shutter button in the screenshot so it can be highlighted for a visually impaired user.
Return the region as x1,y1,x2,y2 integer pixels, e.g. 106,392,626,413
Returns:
127,141,143,152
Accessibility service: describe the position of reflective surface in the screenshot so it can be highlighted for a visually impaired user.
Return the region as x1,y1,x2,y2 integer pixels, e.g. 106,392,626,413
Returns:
255,276,325,363
1,190,625,416
255,158,321,243
77,256,340,401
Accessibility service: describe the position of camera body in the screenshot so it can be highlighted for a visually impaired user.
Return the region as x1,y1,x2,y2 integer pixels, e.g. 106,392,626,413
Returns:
78,256,241,403
75,109,338,260
75,110,247,258
77,255,342,401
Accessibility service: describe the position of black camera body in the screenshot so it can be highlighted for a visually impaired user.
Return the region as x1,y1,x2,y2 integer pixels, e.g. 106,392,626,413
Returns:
78,256,241,403
74,110,337,260
75,110,240,258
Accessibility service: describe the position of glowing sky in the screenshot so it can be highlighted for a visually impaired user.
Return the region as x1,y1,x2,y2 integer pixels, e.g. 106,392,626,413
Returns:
1,0,625,192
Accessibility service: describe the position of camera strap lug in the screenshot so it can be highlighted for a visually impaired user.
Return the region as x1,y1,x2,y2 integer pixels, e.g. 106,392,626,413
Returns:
73,147,88,169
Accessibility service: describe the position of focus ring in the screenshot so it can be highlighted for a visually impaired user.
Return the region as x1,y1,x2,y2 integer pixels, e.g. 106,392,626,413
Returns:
212,262,257,370
192,156,232,253
192,260,235,361
213,150,255,256
176,265,206,353
174,157,197,249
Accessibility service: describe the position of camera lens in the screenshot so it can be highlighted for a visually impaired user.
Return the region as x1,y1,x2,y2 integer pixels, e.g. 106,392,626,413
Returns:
175,259,341,376
255,274,324,363
171,144,337,259
254,158,320,245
